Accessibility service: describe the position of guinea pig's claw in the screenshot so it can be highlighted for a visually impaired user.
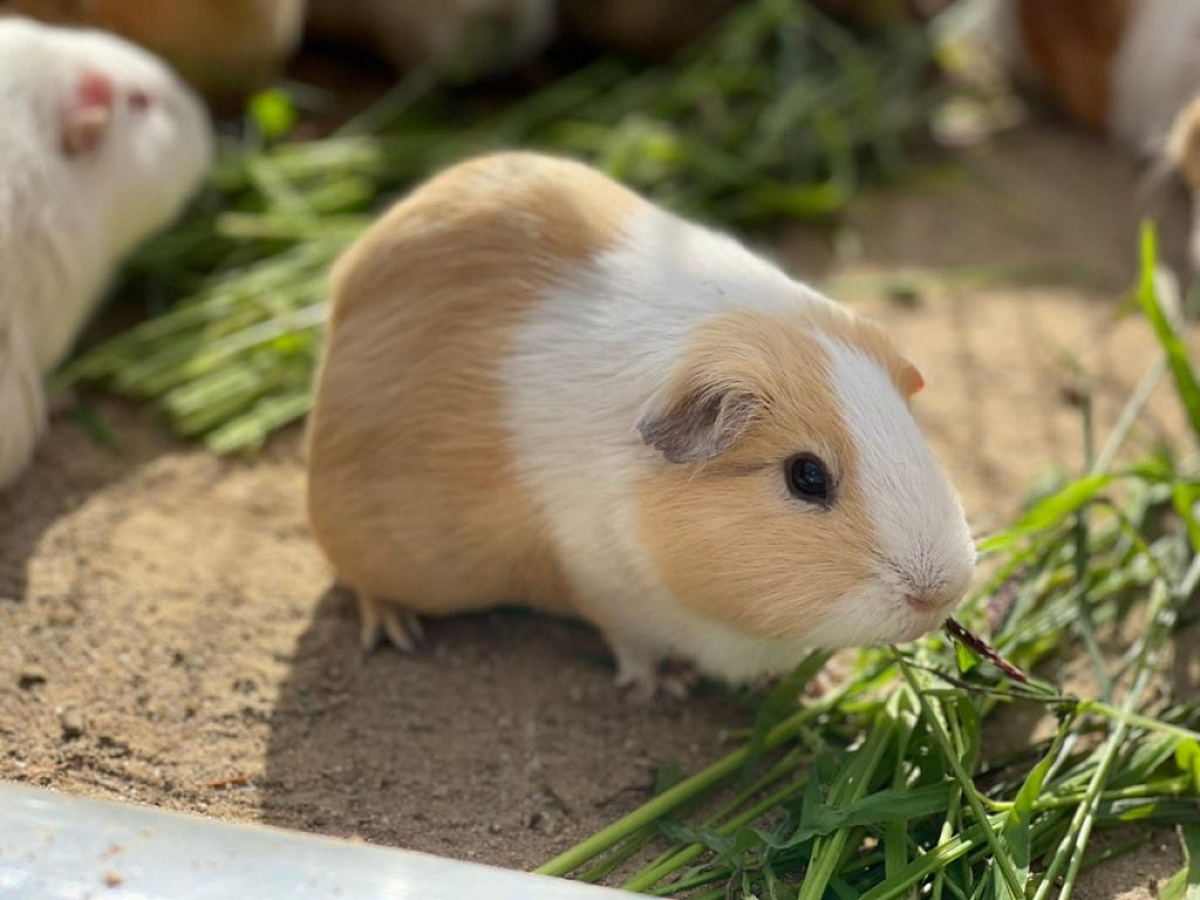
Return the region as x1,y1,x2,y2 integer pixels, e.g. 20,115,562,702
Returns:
384,610,424,652
614,652,697,703
355,592,424,658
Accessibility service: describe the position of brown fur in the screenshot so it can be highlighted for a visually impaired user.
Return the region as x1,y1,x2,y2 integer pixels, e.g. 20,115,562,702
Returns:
1015,0,1134,134
307,152,639,618
636,306,905,640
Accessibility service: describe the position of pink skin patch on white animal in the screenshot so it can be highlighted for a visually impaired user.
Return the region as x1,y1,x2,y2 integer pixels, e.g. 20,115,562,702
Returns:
62,70,115,156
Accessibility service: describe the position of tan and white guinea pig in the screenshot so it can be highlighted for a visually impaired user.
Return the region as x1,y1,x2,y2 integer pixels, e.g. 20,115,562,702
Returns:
0,17,213,489
305,152,977,698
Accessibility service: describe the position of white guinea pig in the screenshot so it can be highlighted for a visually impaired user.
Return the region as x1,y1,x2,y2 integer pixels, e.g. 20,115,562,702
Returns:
0,17,213,488
306,152,976,698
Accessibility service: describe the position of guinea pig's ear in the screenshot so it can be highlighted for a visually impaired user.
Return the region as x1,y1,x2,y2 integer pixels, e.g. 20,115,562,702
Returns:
899,360,925,397
62,70,115,157
638,381,762,464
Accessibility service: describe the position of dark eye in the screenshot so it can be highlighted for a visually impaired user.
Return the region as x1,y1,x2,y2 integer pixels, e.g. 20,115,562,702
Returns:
128,90,152,111
786,454,831,504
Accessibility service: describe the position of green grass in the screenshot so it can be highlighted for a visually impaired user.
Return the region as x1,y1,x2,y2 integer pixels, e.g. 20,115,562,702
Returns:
54,0,946,453
532,224,1200,898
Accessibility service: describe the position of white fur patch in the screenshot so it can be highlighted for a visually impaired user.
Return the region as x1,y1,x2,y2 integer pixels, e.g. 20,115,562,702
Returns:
1109,0,1200,154
0,301,46,488
505,202,974,681
504,203,827,682
814,339,976,642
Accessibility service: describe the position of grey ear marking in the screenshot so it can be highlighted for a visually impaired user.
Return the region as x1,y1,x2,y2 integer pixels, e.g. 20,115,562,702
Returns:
638,386,761,464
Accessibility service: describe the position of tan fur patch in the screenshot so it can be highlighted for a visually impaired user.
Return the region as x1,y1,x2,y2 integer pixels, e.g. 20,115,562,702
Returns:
308,152,639,615
789,297,926,400
1167,97,1200,191
636,306,879,641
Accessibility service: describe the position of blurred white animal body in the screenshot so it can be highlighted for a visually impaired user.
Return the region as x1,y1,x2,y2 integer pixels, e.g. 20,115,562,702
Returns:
0,18,212,487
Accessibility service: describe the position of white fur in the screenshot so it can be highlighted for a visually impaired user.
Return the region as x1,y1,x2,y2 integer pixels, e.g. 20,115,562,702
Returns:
0,299,45,485
806,340,976,647
0,18,213,488
1109,0,1200,156
505,203,974,683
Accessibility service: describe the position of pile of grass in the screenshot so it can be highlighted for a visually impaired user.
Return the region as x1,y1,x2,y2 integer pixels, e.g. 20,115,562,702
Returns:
534,227,1200,899
56,0,945,453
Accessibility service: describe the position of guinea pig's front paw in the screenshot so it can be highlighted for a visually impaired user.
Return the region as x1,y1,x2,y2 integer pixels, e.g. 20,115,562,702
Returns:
613,646,696,703
355,591,424,658
803,651,856,699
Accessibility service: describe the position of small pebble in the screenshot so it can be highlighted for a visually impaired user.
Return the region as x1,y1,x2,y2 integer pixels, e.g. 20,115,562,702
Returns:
527,810,559,835
59,707,86,741
886,283,923,309
18,665,47,689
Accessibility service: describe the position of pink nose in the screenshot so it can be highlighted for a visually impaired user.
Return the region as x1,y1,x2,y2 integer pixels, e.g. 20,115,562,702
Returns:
906,591,940,612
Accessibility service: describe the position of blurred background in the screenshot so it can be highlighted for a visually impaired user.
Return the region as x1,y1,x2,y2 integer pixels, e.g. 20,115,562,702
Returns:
4,0,1194,483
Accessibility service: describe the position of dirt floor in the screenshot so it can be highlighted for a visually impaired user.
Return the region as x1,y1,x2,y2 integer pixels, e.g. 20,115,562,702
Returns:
2,122,1198,897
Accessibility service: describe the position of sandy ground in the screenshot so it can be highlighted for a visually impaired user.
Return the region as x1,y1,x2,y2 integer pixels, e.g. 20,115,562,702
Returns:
1,122,1197,896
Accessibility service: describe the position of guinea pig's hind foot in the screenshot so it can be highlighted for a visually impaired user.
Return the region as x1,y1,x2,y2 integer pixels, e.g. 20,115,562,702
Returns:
356,592,424,657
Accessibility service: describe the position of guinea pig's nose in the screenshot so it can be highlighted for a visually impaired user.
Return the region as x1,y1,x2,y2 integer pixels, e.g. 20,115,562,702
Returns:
905,590,940,612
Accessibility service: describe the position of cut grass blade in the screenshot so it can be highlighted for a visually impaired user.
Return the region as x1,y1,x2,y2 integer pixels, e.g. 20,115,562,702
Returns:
1137,222,1200,445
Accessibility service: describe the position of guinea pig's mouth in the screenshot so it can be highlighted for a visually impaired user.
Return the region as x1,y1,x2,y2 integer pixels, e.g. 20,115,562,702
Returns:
893,588,968,643
897,608,950,643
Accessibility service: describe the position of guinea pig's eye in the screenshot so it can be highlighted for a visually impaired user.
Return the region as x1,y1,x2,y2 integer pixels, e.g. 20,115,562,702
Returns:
785,454,831,505
128,90,152,111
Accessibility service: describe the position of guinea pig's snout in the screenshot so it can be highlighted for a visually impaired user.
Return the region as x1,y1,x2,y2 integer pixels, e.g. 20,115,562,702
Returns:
904,587,955,613
889,560,971,617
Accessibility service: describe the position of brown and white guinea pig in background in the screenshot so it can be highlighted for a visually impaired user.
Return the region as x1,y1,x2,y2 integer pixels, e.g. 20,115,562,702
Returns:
965,0,1200,154
962,0,1200,179
959,0,1200,268
305,152,977,700
0,0,308,102
0,17,213,489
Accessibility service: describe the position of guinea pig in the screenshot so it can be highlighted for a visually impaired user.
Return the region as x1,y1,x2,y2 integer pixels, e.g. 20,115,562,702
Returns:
966,0,1200,156
0,17,213,489
305,151,976,698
